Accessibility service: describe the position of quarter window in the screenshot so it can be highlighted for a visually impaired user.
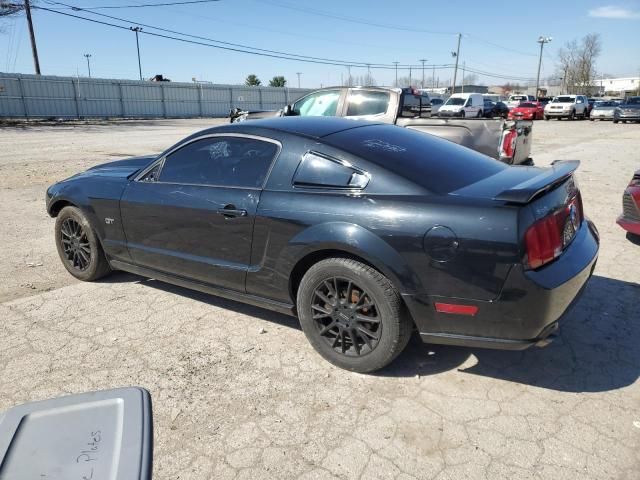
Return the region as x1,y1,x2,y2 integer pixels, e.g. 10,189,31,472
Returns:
293,152,369,189
159,136,278,188
292,90,341,116
345,90,390,116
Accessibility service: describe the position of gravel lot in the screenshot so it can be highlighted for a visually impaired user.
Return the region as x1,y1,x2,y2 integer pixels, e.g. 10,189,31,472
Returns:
1,119,639,480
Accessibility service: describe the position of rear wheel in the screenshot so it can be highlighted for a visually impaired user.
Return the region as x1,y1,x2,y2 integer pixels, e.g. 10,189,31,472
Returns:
613,119,619,124
55,206,111,282
296,258,412,373
476,109,483,118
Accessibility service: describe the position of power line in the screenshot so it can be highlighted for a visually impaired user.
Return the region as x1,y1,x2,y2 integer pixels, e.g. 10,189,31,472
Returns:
259,0,457,36
40,0,433,69
44,0,221,9
34,3,538,82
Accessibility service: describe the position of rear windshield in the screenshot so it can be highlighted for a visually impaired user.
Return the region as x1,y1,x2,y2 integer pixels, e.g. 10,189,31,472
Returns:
445,97,466,106
323,124,507,194
626,97,640,105
553,96,575,103
519,102,536,108
510,96,526,101
595,101,615,107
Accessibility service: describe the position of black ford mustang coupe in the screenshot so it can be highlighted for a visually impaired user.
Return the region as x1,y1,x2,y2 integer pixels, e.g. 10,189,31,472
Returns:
46,117,599,372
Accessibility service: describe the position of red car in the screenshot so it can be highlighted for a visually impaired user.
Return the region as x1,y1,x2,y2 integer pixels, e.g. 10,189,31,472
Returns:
508,101,545,120
617,170,640,237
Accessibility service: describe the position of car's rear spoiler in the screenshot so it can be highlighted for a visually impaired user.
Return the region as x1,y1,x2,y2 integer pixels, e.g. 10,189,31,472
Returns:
494,160,579,204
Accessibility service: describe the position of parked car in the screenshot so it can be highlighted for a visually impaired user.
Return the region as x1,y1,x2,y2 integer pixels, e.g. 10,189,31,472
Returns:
508,101,545,120
506,94,536,109
46,117,599,373
483,100,509,118
430,97,445,113
544,95,589,120
438,93,485,118
231,87,534,165
613,96,640,124
617,170,640,238
589,101,618,121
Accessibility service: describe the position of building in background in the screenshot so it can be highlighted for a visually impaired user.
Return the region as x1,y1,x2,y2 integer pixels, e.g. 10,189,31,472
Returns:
599,77,640,96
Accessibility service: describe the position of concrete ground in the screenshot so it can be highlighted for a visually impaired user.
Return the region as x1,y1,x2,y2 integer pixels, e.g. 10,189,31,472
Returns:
1,118,639,480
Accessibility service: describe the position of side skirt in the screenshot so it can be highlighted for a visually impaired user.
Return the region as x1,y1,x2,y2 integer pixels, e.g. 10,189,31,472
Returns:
110,260,296,317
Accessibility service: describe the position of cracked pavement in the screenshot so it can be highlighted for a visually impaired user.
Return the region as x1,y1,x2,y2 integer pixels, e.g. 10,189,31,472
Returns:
1,119,639,479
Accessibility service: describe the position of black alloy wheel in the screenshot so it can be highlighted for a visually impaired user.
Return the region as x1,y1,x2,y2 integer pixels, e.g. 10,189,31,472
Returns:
60,218,92,271
55,206,111,281
296,258,412,373
311,276,381,357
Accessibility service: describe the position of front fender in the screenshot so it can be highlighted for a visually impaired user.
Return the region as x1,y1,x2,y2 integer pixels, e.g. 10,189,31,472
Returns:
285,221,423,295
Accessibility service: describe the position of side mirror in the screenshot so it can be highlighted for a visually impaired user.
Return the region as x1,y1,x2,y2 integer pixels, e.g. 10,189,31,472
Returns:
282,104,293,116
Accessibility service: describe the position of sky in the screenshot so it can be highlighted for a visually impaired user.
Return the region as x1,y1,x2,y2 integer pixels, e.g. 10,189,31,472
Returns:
1,0,639,88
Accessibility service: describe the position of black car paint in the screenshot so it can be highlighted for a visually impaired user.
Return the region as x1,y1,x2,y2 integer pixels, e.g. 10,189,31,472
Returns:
46,117,599,349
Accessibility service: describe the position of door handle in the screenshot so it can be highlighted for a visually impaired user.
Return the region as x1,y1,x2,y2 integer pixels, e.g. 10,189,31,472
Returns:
217,205,247,218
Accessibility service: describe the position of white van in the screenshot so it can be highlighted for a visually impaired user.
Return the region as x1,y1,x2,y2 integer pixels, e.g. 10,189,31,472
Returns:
437,93,485,118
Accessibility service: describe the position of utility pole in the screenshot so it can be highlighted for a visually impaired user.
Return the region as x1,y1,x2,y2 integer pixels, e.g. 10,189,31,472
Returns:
432,65,435,89
84,54,92,78
130,26,143,81
451,33,462,94
366,64,371,86
409,65,412,86
462,61,465,93
393,61,399,87
535,36,552,100
296,72,302,88
419,59,427,88
24,0,41,75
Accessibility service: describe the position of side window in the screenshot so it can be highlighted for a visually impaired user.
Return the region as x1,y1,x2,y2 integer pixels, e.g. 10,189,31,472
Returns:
139,162,162,182
159,136,278,188
345,90,390,116
292,90,341,116
293,152,369,189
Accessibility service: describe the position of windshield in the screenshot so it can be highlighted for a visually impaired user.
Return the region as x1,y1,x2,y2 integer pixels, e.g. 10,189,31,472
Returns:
444,97,465,106
510,95,526,101
625,97,640,105
553,96,575,103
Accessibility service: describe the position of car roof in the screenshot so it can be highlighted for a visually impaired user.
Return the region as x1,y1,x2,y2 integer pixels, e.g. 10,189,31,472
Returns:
219,116,384,139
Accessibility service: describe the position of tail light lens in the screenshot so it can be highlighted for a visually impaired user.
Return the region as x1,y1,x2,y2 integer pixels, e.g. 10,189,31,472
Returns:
500,129,517,159
525,192,583,269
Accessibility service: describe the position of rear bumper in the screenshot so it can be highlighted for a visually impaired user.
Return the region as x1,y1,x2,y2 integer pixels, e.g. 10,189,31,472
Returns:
618,189,640,234
404,220,599,350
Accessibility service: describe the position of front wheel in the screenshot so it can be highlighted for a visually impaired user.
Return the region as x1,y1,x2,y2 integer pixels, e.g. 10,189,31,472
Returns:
55,206,111,282
476,109,483,118
460,110,466,118
568,110,576,120
613,119,619,124
544,115,550,121
296,258,412,373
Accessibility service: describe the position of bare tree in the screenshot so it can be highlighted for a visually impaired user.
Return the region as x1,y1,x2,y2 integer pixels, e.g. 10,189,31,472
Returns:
557,33,601,95
462,73,478,85
0,1,24,18
352,73,376,86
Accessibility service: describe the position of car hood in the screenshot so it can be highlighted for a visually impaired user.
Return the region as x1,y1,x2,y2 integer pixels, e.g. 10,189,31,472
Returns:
83,155,156,178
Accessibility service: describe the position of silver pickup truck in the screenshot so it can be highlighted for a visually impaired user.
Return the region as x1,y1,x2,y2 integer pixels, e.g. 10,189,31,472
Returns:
230,86,533,165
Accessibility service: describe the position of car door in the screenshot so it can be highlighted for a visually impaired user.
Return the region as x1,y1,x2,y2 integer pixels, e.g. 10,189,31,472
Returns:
119,134,280,292
342,88,395,122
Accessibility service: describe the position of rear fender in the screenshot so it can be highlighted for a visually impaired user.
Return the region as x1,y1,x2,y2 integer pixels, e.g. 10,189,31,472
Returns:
285,221,423,295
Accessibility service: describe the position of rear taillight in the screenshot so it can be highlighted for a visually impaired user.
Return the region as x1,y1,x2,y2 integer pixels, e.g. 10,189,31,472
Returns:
525,193,583,269
500,129,517,159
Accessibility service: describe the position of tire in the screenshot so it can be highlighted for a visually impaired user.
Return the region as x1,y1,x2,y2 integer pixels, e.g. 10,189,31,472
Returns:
55,206,111,282
544,115,550,121
613,119,619,124
460,111,465,118
296,258,412,373
568,110,575,120
477,109,483,118
590,118,594,121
